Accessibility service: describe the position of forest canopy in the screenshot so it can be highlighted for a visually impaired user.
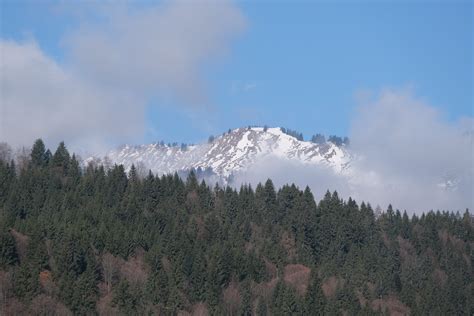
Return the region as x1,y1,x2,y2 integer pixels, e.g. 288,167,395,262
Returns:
0,139,472,315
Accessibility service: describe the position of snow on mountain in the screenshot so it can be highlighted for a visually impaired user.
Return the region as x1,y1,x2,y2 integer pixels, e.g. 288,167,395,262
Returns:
84,125,470,212
90,127,352,182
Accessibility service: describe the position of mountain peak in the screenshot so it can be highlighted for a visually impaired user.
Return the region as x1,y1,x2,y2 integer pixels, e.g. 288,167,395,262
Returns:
90,126,351,181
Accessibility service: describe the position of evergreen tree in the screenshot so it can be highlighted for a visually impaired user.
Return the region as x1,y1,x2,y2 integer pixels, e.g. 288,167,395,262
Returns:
14,263,40,300
52,141,70,174
0,231,18,267
305,273,325,314
146,250,170,306
0,139,472,316
30,138,46,167
311,134,326,144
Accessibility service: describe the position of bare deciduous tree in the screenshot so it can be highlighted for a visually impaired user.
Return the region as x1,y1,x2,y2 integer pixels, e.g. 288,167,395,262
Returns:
102,253,119,293
223,281,241,316
15,146,31,172
135,161,148,179
103,155,113,171
30,294,72,316
0,271,12,315
0,142,12,162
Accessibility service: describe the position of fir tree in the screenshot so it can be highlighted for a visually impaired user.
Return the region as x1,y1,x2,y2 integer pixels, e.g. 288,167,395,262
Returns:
30,138,46,167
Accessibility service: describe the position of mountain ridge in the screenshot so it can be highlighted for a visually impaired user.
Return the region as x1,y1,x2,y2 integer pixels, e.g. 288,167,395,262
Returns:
87,127,352,183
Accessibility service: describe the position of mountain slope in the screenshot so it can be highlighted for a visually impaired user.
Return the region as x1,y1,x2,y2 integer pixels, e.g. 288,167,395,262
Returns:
95,127,352,181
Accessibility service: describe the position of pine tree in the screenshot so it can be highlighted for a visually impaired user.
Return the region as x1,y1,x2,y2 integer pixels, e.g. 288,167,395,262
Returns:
240,279,252,316
2,139,473,315
52,141,70,175
27,232,49,271
73,263,98,314
0,160,15,205
305,273,325,314
146,255,169,305
14,262,40,300
30,138,46,167
311,134,326,144
0,231,18,267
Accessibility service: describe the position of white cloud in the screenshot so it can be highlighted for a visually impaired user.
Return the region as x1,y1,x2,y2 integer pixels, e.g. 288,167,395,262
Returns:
233,157,352,202
232,89,474,214
0,40,145,152
0,0,246,151
348,88,474,213
65,0,246,104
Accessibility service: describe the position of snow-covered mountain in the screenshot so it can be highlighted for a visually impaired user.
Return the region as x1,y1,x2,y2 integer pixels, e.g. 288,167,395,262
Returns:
84,125,473,212
89,127,352,183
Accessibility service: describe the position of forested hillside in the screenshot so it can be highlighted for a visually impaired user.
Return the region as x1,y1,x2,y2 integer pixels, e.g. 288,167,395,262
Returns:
0,140,473,315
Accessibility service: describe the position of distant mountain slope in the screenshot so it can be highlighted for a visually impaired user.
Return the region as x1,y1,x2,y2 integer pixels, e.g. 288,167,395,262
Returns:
91,127,352,182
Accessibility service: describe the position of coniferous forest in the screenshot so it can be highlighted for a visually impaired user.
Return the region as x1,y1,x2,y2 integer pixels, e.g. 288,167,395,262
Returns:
0,139,472,315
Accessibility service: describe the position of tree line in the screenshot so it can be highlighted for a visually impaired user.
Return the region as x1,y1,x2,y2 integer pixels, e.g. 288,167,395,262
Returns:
0,139,472,315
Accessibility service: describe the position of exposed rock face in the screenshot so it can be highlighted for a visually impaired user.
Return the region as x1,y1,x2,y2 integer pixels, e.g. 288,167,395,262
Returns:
89,127,351,183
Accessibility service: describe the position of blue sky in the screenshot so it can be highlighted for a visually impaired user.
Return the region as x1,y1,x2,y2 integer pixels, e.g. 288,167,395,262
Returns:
1,0,472,146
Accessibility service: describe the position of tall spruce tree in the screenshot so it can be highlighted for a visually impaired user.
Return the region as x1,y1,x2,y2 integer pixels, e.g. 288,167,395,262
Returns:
30,139,46,167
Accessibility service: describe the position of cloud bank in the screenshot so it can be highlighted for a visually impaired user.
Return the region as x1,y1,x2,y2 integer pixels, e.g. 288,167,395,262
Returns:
348,89,473,213
0,0,245,151
234,89,473,214
0,40,145,152
66,0,245,103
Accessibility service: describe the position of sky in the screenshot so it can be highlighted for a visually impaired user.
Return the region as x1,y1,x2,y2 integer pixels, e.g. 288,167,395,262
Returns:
1,0,473,212
1,0,472,149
